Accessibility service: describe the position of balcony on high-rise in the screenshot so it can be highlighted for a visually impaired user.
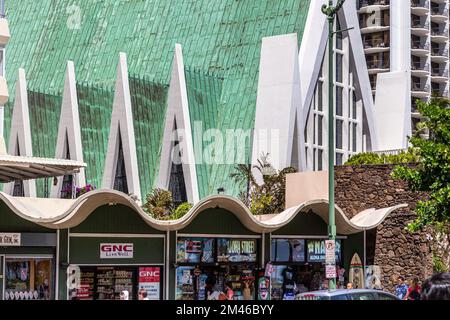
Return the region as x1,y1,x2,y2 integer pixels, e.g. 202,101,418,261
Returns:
358,0,390,10
411,0,430,15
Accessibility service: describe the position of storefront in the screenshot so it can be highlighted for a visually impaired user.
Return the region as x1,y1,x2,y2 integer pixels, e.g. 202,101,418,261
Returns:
61,204,167,300
170,206,263,301
0,201,57,301
267,211,353,300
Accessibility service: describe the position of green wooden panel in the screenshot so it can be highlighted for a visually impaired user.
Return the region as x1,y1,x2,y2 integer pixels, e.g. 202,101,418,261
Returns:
0,247,55,255
272,212,329,236
58,229,69,300
0,202,53,233
69,237,165,265
179,208,258,235
70,204,164,234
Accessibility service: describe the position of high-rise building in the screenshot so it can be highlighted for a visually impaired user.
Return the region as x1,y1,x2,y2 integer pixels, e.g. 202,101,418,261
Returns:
358,0,449,135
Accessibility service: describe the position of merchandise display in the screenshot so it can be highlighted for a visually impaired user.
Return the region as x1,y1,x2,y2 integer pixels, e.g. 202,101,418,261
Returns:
4,258,53,300
175,237,258,300
70,266,161,300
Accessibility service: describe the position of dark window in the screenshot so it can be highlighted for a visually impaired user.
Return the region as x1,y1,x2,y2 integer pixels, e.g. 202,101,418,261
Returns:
336,54,343,83
336,119,343,149
349,292,376,300
336,87,343,116
318,115,323,146
331,294,349,300
318,149,323,171
377,293,398,300
318,82,323,111
169,140,188,208
61,133,74,199
113,130,128,194
352,123,357,152
13,181,24,197
336,153,343,166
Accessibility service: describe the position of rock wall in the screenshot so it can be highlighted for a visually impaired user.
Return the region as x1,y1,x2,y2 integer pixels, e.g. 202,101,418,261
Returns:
334,165,434,292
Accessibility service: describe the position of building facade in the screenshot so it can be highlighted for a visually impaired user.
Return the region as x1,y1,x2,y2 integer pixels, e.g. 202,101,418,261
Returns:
358,0,450,136
0,0,399,202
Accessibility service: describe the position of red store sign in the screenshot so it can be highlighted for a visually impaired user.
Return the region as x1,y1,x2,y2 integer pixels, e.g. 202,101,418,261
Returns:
100,243,134,259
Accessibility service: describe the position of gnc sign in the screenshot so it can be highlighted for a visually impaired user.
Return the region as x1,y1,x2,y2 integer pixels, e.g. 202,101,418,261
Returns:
100,243,134,259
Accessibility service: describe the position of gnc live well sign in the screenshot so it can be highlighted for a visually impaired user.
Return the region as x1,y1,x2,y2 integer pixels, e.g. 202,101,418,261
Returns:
100,243,134,259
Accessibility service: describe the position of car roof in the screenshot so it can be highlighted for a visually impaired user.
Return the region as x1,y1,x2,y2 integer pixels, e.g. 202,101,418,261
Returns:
299,289,395,297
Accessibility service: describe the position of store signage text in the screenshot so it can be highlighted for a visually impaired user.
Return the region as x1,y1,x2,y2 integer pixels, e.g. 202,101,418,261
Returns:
307,240,341,262
0,233,21,246
100,243,134,259
227,240,255,255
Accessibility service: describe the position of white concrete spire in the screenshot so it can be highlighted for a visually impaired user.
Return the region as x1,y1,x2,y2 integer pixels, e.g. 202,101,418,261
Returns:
102,52,141,202
157,44,199,204
252,33,304,183
3,68,36,196
51,61,86,198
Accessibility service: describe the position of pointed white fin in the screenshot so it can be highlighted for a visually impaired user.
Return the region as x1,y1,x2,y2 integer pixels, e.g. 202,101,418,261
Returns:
157,44,199,204
102,53,141,202
51,61,86,198
4,68,36,196
252,33,304,183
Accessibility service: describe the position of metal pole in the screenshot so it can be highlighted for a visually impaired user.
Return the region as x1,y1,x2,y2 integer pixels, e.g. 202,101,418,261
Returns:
322,0,345,291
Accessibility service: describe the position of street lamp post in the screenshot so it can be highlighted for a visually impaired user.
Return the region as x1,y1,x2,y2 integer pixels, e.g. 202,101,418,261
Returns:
321,0,346,291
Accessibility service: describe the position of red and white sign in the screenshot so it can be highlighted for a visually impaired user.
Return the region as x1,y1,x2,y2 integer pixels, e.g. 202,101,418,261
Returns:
139,267,160,300
326,264,337,279
100,243,134,259
325,240,336,279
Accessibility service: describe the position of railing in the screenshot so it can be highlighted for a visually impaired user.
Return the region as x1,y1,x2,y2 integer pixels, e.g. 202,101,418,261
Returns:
431,69,449,77
363,41,390,49
431,28,449,37
411,21,430,29
431,7,449,17
373,149,408,156
411,0,429,9
411,42,430,50
412,82,431,92
411,62,429,71
367,61,390,69
359,0,390,8
431,48,449,56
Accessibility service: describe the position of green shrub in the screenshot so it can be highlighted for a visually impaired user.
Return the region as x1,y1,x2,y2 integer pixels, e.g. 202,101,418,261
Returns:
173,202,193,219
345,148,420,166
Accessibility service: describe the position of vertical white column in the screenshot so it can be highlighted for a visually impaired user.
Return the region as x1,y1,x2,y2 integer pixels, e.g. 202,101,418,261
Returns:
390,0,411,72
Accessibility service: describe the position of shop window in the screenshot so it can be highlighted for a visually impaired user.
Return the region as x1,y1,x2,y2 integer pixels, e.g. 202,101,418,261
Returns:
4,258,53,300
176,238,258,300
271,239,305,262
113,130,128,194
69,266,162,300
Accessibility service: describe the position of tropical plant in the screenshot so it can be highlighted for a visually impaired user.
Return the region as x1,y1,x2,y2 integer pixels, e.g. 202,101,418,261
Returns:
142,188,173,218
391,97,450,233
230,153,297,215
143,189,193,220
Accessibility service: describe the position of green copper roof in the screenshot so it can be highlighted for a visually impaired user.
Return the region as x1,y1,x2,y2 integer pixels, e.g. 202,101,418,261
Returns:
4,0,311,199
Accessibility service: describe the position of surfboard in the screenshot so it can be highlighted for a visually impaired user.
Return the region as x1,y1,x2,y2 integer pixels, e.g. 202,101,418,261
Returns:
349,253,365,289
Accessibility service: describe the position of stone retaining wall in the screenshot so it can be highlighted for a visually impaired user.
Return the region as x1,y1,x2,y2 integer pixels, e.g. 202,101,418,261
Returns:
334,164,434,292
